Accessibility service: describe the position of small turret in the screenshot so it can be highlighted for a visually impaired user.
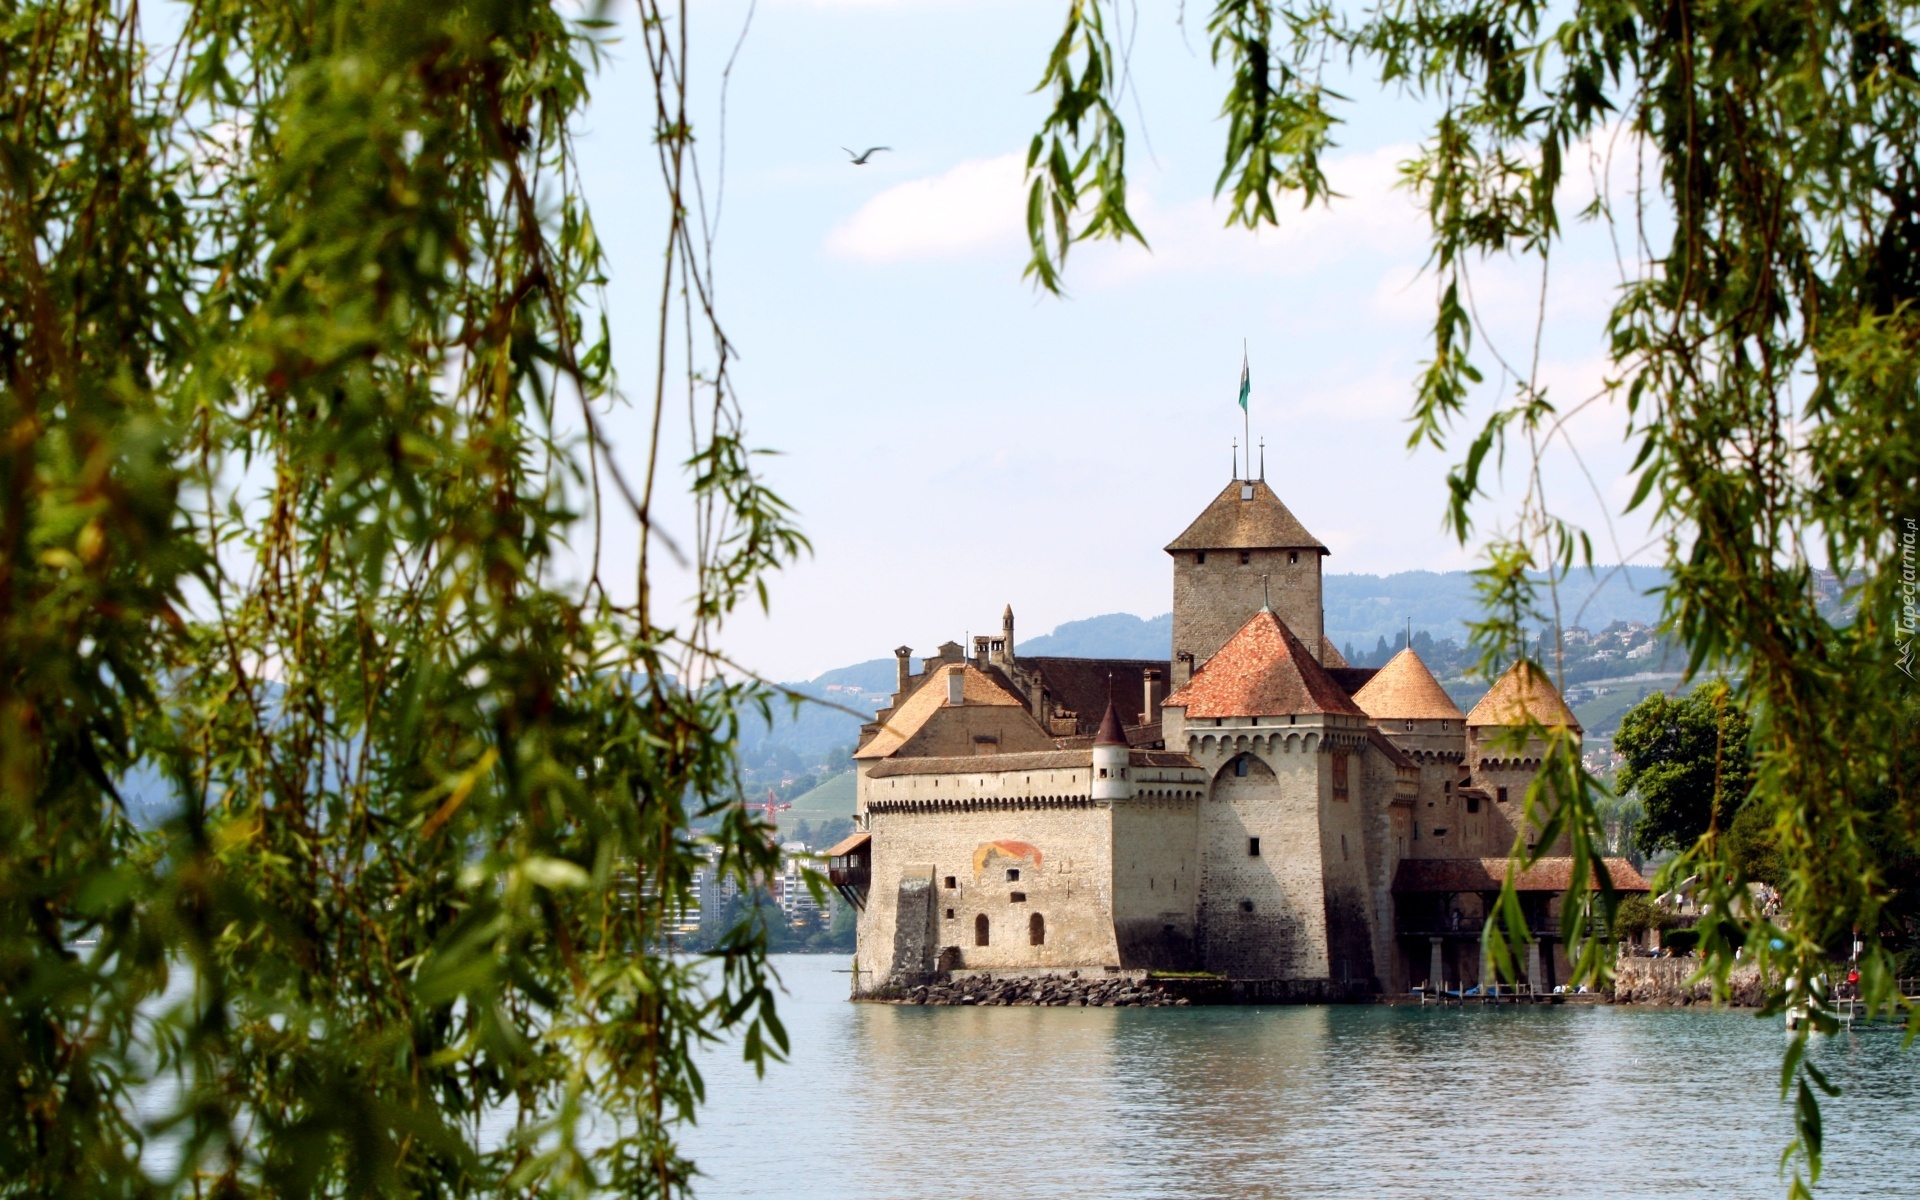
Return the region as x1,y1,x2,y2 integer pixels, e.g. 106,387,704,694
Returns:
1001,605,1016,665
1091,699,1132,802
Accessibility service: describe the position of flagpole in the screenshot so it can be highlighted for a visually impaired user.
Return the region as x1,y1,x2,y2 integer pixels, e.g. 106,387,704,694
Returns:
1242,340,1250,482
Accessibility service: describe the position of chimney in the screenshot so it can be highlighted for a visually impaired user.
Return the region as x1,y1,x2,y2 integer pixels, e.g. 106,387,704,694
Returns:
972,636,991,668
1143,668,1163,725
1175,650,1196,688
1001,605,1016,665
945,666,965,706
894,645,913,698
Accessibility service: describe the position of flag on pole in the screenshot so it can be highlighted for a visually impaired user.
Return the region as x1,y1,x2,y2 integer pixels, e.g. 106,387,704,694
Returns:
1238,347,1250,412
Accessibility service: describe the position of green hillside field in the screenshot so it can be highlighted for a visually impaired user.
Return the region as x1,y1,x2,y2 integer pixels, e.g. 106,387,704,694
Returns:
775,769,856,835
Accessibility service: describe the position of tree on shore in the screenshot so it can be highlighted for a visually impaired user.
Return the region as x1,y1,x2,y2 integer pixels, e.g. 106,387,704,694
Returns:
1023,0,1919,1191
1,2,798,1195
1617,683,1754,856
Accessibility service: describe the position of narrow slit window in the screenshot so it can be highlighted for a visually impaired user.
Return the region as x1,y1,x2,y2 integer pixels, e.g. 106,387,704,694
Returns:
1248,836,1261,857
1029,913,1046,946
975,914,989,946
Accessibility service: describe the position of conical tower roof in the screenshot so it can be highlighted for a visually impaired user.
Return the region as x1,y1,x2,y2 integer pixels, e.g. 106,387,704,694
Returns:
1165,479,1327,553
1353,648,1464,721
1094,699,1129,746
1466,660,1583,733
1162,609,1364,718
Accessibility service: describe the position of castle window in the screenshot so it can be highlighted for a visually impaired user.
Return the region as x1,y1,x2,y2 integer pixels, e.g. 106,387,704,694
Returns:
1466,794,1480,813
1413,823,1419,840
1331,751,1350,801
1239,551,1251,565
1006,868,1020,882
1341,834,1349,861
1098,767,1108,778
1239,899,1255,913
1432,828,1447,837
1289,551,1299,564
1010,892,1027,903
1497,787,1509,804
1234,757,1249,777
1405,719,1415,731
1248,837,1261,857
1196,551,1207,564
1444,781,1451,795
945,908,955,919
1030,913,1046,945
975,914,990,946
945,876,957,889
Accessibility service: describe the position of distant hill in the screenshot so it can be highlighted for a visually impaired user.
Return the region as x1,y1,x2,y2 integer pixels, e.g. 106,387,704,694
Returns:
1016,612,1171,659
1323,566,1670,655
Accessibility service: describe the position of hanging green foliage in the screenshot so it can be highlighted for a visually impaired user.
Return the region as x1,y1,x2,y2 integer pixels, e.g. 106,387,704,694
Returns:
1,0,805,1195
1031,0,1920,1193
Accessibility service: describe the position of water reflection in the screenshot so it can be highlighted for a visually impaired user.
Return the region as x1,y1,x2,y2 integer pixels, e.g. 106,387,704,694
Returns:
681,957,1919,1200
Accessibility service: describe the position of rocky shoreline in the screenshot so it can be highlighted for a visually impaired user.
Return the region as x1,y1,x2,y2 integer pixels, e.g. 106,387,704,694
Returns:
1612,958,1765,1006
882,975,1191,1007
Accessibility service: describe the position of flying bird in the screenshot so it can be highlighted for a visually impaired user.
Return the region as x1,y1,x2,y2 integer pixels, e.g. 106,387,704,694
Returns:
843,145,891,165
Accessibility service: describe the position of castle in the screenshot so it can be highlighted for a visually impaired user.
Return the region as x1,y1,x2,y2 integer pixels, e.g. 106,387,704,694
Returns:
829,466,1647,998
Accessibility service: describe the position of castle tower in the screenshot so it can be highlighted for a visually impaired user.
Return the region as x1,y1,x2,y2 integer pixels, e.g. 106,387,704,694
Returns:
1090,699,1132,802
1166,478,1329,683
1352,648,1469,857
1157,607,1377,986
1464,660,1583,855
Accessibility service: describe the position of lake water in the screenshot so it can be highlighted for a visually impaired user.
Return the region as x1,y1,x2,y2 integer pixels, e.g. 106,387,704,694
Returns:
679,955,1919,1200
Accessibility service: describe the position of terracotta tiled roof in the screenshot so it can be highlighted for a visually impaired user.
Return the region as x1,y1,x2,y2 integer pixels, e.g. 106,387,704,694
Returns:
1014,657,1168,735
866,748,1199,777
854,664,1028,759
1391,856,1651,894
867,750,1088,776
1161,609,1366,718
1094,700,1128,746
1164,479,1328,552
1353,648,1466,721
1319,636,1349,668
823,831,871,857
1465,660,1583,733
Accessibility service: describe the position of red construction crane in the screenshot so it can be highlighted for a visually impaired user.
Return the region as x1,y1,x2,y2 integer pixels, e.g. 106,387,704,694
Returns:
747,790,791,826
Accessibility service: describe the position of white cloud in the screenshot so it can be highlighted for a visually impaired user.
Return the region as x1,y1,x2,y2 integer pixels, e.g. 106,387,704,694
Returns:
1075,142,1432,286
827,153,1026,263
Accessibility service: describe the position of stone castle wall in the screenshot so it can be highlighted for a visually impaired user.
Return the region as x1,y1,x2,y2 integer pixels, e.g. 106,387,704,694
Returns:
1194,741,1330,979
1110,798,1201,969
1171,547,1323,672
854,800,1119,993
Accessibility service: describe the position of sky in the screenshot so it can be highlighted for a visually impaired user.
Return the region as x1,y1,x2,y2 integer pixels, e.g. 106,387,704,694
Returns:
567,0,1664,682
